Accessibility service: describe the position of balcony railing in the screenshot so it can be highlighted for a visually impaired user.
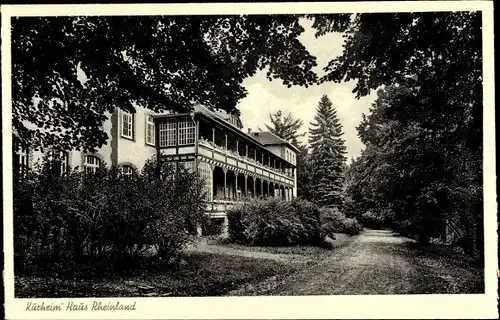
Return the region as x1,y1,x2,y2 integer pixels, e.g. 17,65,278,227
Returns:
199,138,293,178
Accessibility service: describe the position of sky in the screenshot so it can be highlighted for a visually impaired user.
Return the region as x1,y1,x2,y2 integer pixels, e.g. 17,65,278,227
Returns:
237,18,377,161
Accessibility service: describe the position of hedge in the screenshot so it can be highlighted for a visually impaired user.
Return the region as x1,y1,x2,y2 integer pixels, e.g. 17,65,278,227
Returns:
227,198,362,247
13,155,206,275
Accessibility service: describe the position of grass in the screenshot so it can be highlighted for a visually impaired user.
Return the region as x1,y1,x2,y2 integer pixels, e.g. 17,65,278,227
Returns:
210,233,354,256
211,238,327,255
15,251,297,298
15,234,357,298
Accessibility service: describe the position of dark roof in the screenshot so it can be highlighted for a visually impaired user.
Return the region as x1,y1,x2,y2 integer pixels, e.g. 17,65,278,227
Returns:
250,131,300,153
199,105,243,129
193,104,267,149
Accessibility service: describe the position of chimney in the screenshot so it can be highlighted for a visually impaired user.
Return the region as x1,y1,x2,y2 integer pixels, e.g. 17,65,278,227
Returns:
248,128,251,134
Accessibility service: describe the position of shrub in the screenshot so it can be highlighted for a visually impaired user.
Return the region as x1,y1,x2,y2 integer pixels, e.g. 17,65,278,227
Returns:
227,198,361,247
360,210,385,229
13,155,206,275
227,197,306,246
290,198,322,244
392,219,414,238
320,207,362,236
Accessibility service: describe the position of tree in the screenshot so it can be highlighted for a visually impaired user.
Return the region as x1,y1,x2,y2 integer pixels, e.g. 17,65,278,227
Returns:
12,15,318,152
264,110,306,147
308,95,347,207
311,12,483,257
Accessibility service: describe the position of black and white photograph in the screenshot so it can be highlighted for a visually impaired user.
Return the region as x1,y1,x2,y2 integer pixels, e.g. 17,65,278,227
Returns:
2,2,496,319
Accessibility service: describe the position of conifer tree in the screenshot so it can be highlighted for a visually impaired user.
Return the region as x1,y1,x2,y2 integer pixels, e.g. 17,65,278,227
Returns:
308,94,347,207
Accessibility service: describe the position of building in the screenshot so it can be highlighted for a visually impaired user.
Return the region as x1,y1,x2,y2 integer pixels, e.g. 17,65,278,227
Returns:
13,103,299,234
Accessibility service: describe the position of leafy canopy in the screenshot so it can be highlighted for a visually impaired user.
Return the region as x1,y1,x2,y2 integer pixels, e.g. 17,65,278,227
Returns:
263,110,306,148
13,15,318,151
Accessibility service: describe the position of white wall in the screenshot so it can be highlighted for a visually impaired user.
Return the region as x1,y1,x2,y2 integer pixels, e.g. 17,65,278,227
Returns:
25,104,159,173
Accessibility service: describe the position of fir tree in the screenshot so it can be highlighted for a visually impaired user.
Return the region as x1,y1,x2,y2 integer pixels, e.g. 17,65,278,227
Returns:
308,94,347,207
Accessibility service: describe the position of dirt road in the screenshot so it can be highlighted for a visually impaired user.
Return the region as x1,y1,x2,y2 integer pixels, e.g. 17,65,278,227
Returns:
269,229,484,295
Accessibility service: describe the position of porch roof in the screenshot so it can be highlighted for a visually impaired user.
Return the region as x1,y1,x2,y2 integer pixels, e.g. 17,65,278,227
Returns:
153,105,296,168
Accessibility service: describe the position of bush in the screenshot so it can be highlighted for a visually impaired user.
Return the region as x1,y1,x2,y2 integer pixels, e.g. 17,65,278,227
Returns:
13,155,206,275
227,198,361,247
227,197,306,246
290,198,322,244
320,207,362,236
360,210,384,229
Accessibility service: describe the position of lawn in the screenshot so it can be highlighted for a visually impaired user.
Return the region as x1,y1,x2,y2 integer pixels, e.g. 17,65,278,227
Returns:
15,251,298,298
16,234,355,298
209,233,353,255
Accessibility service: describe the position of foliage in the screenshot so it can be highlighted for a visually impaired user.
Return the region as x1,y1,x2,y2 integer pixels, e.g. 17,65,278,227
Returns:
227,197,360,247
13,155,206,275
290,198,322,242
227,197,306,246
308,94,347,208
345,84,482,252
313,12,483,258
359,210,390,229
13,15,319,152
320,207,362,237
263,110,306,147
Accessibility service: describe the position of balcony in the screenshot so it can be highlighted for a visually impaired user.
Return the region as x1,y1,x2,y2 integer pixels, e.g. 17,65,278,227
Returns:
198,138,294,184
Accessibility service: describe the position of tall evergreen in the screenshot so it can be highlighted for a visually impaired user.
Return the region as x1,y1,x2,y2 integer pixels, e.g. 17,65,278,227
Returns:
308,95,347,207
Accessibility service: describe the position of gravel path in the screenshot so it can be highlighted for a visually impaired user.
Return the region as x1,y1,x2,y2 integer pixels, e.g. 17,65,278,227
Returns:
266,229,484,295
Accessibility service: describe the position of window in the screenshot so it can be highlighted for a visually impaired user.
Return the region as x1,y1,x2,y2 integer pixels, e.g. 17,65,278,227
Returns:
121,111,134,139
84,155,101,174
122,165,135,178
159,119,176,147
48,150,69,175
178,117,195,145
198,161,212,201
14,144,29,175
146,115,155,145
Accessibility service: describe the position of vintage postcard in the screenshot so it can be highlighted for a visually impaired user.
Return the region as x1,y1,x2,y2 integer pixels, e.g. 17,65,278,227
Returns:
2,1,497,319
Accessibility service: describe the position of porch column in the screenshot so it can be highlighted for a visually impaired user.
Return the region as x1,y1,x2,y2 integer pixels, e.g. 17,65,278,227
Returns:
223,168,227,200
253,177,256,198
234,172,238,199
245,145,248,158
244,174,248,198
210,165,215,202
254,149,257,161
236,139,239,156
225,134,228,150
212,127,215,144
